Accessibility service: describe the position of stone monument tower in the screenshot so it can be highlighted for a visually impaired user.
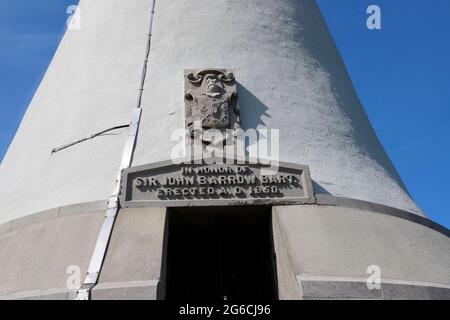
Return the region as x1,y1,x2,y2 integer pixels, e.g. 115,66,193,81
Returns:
0,0,448,300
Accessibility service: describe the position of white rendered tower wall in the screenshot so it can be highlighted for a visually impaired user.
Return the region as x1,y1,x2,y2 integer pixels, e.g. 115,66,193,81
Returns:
0,0,448,300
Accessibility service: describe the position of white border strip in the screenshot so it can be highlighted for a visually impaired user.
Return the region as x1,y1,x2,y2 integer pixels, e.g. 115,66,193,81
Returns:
297,275,450,289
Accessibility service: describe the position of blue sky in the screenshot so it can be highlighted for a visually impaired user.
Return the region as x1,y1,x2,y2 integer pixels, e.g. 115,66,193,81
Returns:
0,1,449,228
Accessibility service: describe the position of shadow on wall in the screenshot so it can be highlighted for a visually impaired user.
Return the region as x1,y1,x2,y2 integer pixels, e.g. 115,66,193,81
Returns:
238,82,330,197
237,83,270,132
238,81,332,197
312,180,332,195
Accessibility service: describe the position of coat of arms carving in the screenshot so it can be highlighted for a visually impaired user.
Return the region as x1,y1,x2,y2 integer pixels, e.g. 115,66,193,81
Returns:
184,69,240,145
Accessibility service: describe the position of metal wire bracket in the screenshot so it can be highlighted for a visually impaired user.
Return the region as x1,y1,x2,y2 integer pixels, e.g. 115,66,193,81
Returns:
51,125,129,154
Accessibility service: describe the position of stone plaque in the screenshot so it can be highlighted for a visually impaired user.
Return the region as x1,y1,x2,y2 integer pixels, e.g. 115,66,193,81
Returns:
120,159,315,208
184,69,240,145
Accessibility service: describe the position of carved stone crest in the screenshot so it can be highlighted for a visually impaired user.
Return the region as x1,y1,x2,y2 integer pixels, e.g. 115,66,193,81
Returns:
184,69,240,145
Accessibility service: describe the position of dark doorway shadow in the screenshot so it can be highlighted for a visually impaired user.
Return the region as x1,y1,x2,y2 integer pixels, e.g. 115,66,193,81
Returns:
161,206,278,301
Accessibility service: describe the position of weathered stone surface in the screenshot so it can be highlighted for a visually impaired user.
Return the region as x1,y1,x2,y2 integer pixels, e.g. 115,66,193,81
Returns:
185,69,240,145
121,159,314,208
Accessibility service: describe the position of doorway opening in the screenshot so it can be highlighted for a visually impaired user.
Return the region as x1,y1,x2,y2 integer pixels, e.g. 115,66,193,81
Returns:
161,206,278,300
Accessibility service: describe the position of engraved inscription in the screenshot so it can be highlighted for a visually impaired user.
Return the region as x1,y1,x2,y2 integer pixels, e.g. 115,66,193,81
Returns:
121,160,315,208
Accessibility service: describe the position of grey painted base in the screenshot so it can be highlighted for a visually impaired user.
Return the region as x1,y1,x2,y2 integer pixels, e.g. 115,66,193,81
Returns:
297,276,450,300
91,280,159,300
0,288,77,301
0,198,448,300
273,205,450,300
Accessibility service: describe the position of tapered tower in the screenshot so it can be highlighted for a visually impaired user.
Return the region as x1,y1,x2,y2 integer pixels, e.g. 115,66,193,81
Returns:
0,0,448,300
